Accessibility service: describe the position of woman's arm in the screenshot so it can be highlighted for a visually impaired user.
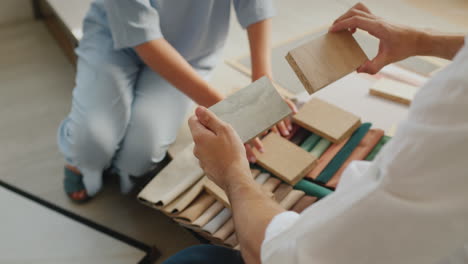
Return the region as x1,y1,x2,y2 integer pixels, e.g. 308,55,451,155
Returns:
135,39,224,108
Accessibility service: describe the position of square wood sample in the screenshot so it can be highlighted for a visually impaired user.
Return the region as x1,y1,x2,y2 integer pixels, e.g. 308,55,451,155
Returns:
293,98,361,143
253,133,317,185
286,31,368,94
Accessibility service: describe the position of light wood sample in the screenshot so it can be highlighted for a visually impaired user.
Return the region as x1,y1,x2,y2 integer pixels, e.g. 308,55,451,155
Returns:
253,133,317,185
293,98,361,143
174,193,216,224
209,76,292,143
204,178,230,208
369,78,419,105
137,143,203,207
286,31,368,94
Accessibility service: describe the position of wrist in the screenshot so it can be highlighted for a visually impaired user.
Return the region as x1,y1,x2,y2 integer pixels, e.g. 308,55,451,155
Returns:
224,164,256,195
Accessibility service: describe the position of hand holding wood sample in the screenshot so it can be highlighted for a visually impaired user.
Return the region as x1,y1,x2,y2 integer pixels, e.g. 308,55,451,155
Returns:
286,31,368,94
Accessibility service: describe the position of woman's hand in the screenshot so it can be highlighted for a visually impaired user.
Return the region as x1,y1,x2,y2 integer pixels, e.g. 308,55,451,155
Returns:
329,2,424,74
189,106,252,190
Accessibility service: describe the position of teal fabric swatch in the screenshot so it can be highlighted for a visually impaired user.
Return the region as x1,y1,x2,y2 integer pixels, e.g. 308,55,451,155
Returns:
300,134,321,152
310,138,331,158
365,135,391,161
294,179,333,198
316,123,372,184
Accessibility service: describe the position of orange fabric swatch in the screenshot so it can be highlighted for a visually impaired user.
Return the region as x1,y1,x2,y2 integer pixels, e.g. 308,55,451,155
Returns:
306,137,350,180
326,129,384,188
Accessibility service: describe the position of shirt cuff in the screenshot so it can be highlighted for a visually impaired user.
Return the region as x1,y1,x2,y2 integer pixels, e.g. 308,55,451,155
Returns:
264,211,300,243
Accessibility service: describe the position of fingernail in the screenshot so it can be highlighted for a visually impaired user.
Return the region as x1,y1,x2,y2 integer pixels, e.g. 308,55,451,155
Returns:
249,157,256,163
288,125,293,131
284,131,290,136
259,148,265,153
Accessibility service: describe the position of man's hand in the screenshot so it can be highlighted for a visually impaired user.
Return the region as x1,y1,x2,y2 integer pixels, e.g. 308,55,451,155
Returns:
188,106,252,190
329,2,424,74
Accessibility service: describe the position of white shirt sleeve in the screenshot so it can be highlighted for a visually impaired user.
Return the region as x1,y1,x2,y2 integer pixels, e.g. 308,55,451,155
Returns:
261,39,468,264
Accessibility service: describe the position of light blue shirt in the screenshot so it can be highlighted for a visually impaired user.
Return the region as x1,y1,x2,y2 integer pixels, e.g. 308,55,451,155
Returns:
84,0,275,68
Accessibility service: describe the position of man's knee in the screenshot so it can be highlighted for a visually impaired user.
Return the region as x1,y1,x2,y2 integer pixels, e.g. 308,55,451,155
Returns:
162,245,244,264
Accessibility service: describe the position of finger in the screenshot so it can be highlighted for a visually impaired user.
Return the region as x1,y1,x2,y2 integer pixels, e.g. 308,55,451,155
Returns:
188,115,215,141
329,16,382,38
352,2,372,14
277,121,290,137
285,98,298,114
252,137,264,152
283,116,293,131
244,144,256,163
271,125,279,134
332,6,374,26
195,106,225,134
357,52,390,74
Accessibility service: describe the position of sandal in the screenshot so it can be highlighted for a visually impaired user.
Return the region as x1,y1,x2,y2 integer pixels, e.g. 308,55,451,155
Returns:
63,167,91,204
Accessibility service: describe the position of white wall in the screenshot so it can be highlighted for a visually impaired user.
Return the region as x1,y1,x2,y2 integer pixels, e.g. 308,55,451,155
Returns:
0,0,33,25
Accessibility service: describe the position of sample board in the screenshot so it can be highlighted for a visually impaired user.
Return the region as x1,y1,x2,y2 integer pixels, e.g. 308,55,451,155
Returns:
210,76,292,142
286,31,368,94
253,133,317,185
293,98,361,143
369,78,420,105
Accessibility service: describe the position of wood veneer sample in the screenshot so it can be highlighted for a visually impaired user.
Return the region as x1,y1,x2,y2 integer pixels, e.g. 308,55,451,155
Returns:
273,183,293,202
174,192,216,224
291,196,318,213
204,169,262,208
138,143,203,207
306,137,350,180
369,78,419,106
261,177,282,193
204,178,230,208
293,98,361,143
213,218,235,241
192,201,225,227
162,177,207,214
225,233,238,247
326,129,384,188
279,190,305,210
286,31,368,94
253,133,317,185
209,76,292,143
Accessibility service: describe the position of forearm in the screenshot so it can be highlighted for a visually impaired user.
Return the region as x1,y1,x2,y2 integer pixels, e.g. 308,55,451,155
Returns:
135,39,224,107
247,19,273,81
416,30,465,60
225,168,285,264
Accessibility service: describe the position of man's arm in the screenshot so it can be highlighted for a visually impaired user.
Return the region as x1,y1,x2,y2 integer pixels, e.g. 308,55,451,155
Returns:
188,107,285,264
135,39,224,108
329,2,465,74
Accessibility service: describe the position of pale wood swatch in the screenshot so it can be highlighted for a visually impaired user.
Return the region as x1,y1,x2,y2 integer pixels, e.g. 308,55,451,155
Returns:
253,133,317,185
209,76,292,143
174,193,216,224
279,190,306,210
137,143,203,207
204,178,230,208
369,78,419,106
286,31,368,94
293,98,361,143
162,177,207,214
192,201,225,228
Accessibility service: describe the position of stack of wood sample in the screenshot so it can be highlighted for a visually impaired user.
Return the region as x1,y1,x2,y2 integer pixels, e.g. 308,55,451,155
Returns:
138,97,392,248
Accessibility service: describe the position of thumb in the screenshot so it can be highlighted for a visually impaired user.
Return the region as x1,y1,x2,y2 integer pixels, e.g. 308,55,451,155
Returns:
357,52,390,74
195,106,225,134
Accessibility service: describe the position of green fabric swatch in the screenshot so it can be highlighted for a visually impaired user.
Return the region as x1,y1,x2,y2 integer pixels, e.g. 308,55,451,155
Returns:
300,134,321,152
316,123,372,184
294,179,333,198
310,138,331,158
365,135,391,161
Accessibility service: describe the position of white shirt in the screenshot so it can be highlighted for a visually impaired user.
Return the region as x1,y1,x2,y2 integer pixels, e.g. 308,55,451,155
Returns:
262,37,468,264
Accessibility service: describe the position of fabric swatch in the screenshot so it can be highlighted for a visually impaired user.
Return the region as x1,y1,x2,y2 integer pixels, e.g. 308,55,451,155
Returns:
294,179,332,198
309,138,331,158
365,135,391,161
316,123,372,183
306,137,350,180
300,133,321,152
291,196,318,213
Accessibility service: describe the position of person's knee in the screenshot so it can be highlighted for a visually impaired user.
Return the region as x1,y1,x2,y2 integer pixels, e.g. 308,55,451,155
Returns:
59,114,125,167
